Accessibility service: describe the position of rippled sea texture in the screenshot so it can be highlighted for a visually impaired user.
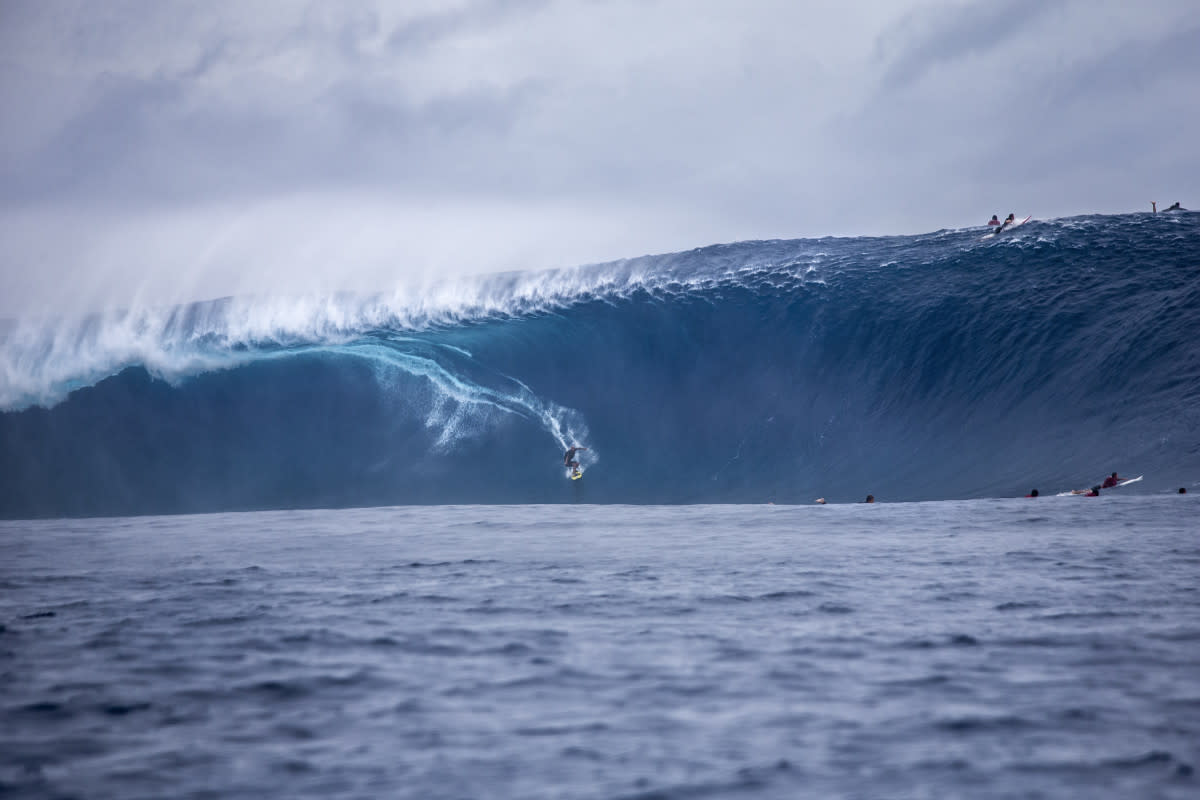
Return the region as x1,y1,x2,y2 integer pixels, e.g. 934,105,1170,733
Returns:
2,498,1198,799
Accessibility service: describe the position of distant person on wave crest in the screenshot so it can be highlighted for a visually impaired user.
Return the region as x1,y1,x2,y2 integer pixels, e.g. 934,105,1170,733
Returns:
1164,202,1184,211
1026,489,1039,498
1101,472,1122,489
563,445,587,477
988,214,1001,226
994,213,1016,234
863,494,875,503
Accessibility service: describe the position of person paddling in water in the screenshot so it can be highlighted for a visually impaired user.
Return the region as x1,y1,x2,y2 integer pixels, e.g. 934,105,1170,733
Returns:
1101,472,1122,489
564,445,587,477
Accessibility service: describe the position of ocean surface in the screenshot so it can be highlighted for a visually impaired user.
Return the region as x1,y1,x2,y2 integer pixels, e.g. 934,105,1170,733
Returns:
3,211,1199,516
2,498,1197,799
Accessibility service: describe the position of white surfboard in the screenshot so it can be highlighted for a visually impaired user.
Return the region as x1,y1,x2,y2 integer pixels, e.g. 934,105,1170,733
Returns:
1056,474,1143,496
983,215,1032,238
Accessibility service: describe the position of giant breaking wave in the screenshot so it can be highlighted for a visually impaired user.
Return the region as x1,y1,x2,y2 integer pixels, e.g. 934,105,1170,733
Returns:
2,213,1198,517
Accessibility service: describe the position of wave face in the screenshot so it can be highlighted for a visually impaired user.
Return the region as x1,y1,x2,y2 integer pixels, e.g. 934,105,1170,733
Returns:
2,212,1199,516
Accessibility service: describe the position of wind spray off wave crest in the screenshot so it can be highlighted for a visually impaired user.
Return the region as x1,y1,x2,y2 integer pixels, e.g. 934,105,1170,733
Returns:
0,253,801,410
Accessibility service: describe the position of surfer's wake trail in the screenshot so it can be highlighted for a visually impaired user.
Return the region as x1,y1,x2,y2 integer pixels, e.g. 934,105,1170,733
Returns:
2,212,1198,517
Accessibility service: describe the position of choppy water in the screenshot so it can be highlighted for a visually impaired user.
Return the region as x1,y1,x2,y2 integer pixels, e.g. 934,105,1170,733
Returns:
2,497,1198,798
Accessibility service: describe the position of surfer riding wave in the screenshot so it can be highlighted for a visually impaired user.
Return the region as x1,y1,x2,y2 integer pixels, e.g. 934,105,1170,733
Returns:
564,445,587,477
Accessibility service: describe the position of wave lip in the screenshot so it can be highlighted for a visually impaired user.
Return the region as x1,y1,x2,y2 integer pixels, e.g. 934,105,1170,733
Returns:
0,233,847,411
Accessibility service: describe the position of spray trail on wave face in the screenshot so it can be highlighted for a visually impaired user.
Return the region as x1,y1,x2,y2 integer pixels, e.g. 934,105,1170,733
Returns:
327,337,592,458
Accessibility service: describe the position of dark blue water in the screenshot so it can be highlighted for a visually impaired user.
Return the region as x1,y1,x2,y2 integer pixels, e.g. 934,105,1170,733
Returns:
2,212,1199,517
2,497,1197,798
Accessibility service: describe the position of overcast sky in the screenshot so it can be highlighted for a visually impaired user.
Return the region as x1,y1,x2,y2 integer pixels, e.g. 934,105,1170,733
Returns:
1,0,1197,314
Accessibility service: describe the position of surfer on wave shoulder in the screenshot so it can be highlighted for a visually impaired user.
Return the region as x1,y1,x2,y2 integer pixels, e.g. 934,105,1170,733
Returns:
1101,472,1121,489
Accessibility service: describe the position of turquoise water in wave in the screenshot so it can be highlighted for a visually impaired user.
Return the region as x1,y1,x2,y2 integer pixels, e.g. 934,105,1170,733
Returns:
3,497,1197,798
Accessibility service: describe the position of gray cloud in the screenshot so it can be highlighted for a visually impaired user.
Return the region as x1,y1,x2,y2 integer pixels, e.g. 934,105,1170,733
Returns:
1,68,548,209
385,0,550,55
875,0,1064,91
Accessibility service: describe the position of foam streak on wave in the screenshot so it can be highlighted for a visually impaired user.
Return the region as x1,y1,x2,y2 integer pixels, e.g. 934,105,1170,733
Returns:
330,339,592,458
